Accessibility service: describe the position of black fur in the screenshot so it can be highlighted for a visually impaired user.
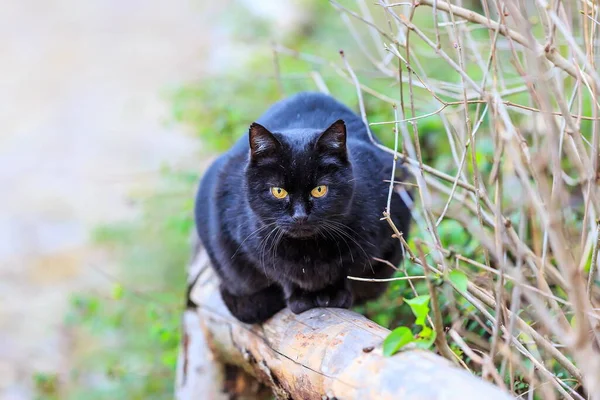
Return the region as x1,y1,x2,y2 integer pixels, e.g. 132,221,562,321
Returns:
194,92,412,323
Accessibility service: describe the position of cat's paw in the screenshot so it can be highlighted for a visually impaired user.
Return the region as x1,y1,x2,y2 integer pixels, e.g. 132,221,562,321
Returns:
287,292,316,314
287,285,353,315
220,285,285,324
316,287,352,309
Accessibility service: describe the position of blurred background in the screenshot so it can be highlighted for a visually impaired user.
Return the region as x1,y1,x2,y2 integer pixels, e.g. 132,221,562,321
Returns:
2,0,598,398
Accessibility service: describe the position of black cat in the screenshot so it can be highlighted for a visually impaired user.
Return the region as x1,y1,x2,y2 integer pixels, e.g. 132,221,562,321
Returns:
194,92,412,323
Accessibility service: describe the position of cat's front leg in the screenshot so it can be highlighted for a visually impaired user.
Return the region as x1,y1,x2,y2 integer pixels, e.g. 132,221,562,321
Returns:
285,280,353,315
220,284,285,324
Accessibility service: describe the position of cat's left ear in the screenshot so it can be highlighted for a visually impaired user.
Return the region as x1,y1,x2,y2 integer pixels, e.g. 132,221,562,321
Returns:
315,119,347,160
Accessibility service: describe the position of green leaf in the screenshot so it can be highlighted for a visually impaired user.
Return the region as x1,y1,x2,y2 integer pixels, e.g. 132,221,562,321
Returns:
404,295,431,326
414,327,437,350
404,294,430,307
449,270,468,292
383,326,414,356
438,220,468,247
418,325,434,339
450,343,464,358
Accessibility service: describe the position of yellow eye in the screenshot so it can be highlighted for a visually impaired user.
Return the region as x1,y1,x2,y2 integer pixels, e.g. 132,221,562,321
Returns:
311,185,328,198
270,187,288,199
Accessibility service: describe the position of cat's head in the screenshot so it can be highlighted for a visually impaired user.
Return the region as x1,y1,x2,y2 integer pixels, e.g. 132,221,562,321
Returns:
245,120,354,238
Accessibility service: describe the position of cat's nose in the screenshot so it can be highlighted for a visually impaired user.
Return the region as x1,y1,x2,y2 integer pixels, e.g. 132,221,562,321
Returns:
292,214,309,224
291,203,308,224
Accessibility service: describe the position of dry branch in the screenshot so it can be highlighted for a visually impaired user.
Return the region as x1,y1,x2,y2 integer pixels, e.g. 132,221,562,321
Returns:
414,0,600,91
177,246,514,400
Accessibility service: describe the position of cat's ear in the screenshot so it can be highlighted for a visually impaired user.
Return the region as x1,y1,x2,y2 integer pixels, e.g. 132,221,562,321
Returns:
315,119,347,159
249,123,280,159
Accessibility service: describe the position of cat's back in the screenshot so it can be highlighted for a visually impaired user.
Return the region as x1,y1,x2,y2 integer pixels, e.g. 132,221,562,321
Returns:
256,92,369,140
195,147,247,245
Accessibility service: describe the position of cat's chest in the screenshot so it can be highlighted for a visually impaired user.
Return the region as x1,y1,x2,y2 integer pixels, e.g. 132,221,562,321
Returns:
246,228,376,289
272,236,371,269
274,247,345,287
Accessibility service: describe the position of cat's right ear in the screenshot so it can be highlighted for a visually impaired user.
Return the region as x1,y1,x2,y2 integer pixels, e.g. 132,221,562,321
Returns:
249,123,280,160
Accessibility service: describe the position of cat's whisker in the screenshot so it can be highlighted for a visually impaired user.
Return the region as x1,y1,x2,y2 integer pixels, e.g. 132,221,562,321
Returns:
231,221,278,259
321,219,376,270
315,226,326,240
261,228,277,264
322,219,375,248
320,226,344,265
259,225,280,277
271,227,284,265
257,226,276,277
320,221,355,263
270,227,284,267
322,221,374,274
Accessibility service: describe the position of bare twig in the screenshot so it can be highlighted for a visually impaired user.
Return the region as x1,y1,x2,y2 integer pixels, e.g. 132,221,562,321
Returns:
416,240,457,365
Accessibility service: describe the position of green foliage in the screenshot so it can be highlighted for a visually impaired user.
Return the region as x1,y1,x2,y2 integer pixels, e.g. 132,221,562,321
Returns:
405,295,437,350
383,326,413,356
170,80,280,152
355,258,428,328
55,168,195,399
405,295,431,326
449,270,469,293
383,294,436,356
413,325,436,350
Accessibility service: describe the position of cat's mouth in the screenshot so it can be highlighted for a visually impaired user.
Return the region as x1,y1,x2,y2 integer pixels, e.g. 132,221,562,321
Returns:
282,225,318,239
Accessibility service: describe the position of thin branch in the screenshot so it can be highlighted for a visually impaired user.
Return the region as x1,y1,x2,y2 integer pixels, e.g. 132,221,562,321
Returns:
414,0,600,91
416,240,457,364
